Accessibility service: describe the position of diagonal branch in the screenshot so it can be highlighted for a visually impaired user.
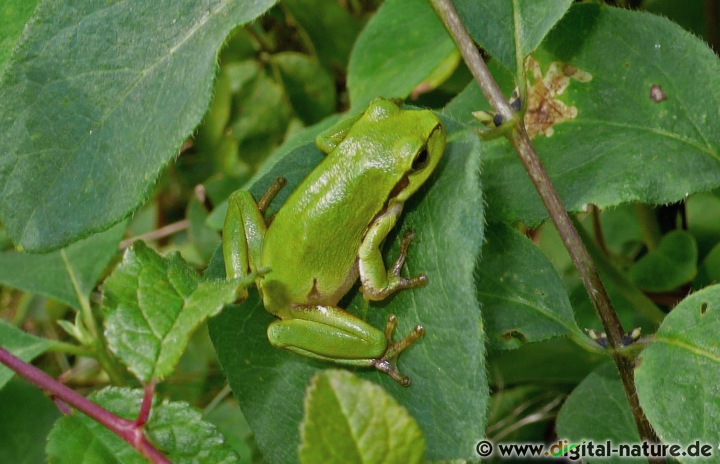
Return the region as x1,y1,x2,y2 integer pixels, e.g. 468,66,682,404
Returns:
0,347,170,464
428,0,661,450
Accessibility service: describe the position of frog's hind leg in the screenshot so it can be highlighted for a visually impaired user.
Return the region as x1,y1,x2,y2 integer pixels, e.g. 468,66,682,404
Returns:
267,305,423,386
223,190,267,283
373,314,424,386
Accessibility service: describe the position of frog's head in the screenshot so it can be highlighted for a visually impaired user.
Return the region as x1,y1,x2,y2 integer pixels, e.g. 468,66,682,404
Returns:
365,98,446,204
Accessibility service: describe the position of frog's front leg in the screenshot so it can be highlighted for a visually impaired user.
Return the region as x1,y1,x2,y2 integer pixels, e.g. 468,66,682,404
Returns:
359,202,427,301
267,305,423,386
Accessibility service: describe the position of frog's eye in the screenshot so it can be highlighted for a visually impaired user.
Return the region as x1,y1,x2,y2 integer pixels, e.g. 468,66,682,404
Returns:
411,147,429,171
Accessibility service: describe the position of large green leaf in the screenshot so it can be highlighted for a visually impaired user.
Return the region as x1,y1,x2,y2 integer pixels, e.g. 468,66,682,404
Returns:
348,0,456,108
299,370,424,464
0,320,52,389
556,363,639,464
635,284,720,448
476,224,591,351
0,0,276,252
103,241,250,383
0,222,124,310
209,114,486,463
0,379,60,464
454,0,573,72
447,4,720,226
46,387,240,463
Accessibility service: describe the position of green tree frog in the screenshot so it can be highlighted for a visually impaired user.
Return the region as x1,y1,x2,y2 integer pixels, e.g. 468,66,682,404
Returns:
222,98,445,386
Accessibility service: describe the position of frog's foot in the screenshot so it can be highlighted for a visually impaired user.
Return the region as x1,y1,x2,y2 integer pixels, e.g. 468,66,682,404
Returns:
372,314,425,387
361,230,427,300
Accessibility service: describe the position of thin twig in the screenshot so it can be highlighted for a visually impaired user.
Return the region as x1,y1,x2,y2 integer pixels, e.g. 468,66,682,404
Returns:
119,219,190,250
60,250,123,384
428,0,660,449
0,347,171,464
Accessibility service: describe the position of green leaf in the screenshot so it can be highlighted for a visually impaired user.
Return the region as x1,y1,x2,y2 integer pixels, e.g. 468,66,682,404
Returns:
282,0,361,71
572,217,665,328
0,320,52,389
102,241,249,382
635,284,720,446
695,242,720,288
209,115,486,463
195,66,234,151
449,4,720,226
300,370,425,464
628,230,698,292
556,363,639,464
488,338,605,387
187,195,220,264
454,0,573,72
46,387,240,464
0,222,125,310
687,192,720,257
0,0,276,252
0,0,40,76
347,0,456,108
271,52,337,125
230,66,292,164
477,224,591,350
204,400,254,463
0,379,60,464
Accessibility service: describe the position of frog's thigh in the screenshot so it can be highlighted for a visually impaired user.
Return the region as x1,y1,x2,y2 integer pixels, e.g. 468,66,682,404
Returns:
268,305,386,363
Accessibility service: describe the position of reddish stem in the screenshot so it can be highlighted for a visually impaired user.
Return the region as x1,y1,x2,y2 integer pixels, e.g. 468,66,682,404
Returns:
0,347,171,464
137,380,156,427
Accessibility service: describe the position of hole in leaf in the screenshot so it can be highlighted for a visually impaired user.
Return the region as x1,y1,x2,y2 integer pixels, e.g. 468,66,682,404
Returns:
700,302,709,315
500,329,527,344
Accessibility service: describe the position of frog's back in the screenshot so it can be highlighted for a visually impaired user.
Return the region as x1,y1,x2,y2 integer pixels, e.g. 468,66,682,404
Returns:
259,98,444,313
261,150,391,309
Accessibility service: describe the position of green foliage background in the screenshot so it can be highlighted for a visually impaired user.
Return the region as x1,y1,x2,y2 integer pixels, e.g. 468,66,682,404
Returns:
1,0,720,463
